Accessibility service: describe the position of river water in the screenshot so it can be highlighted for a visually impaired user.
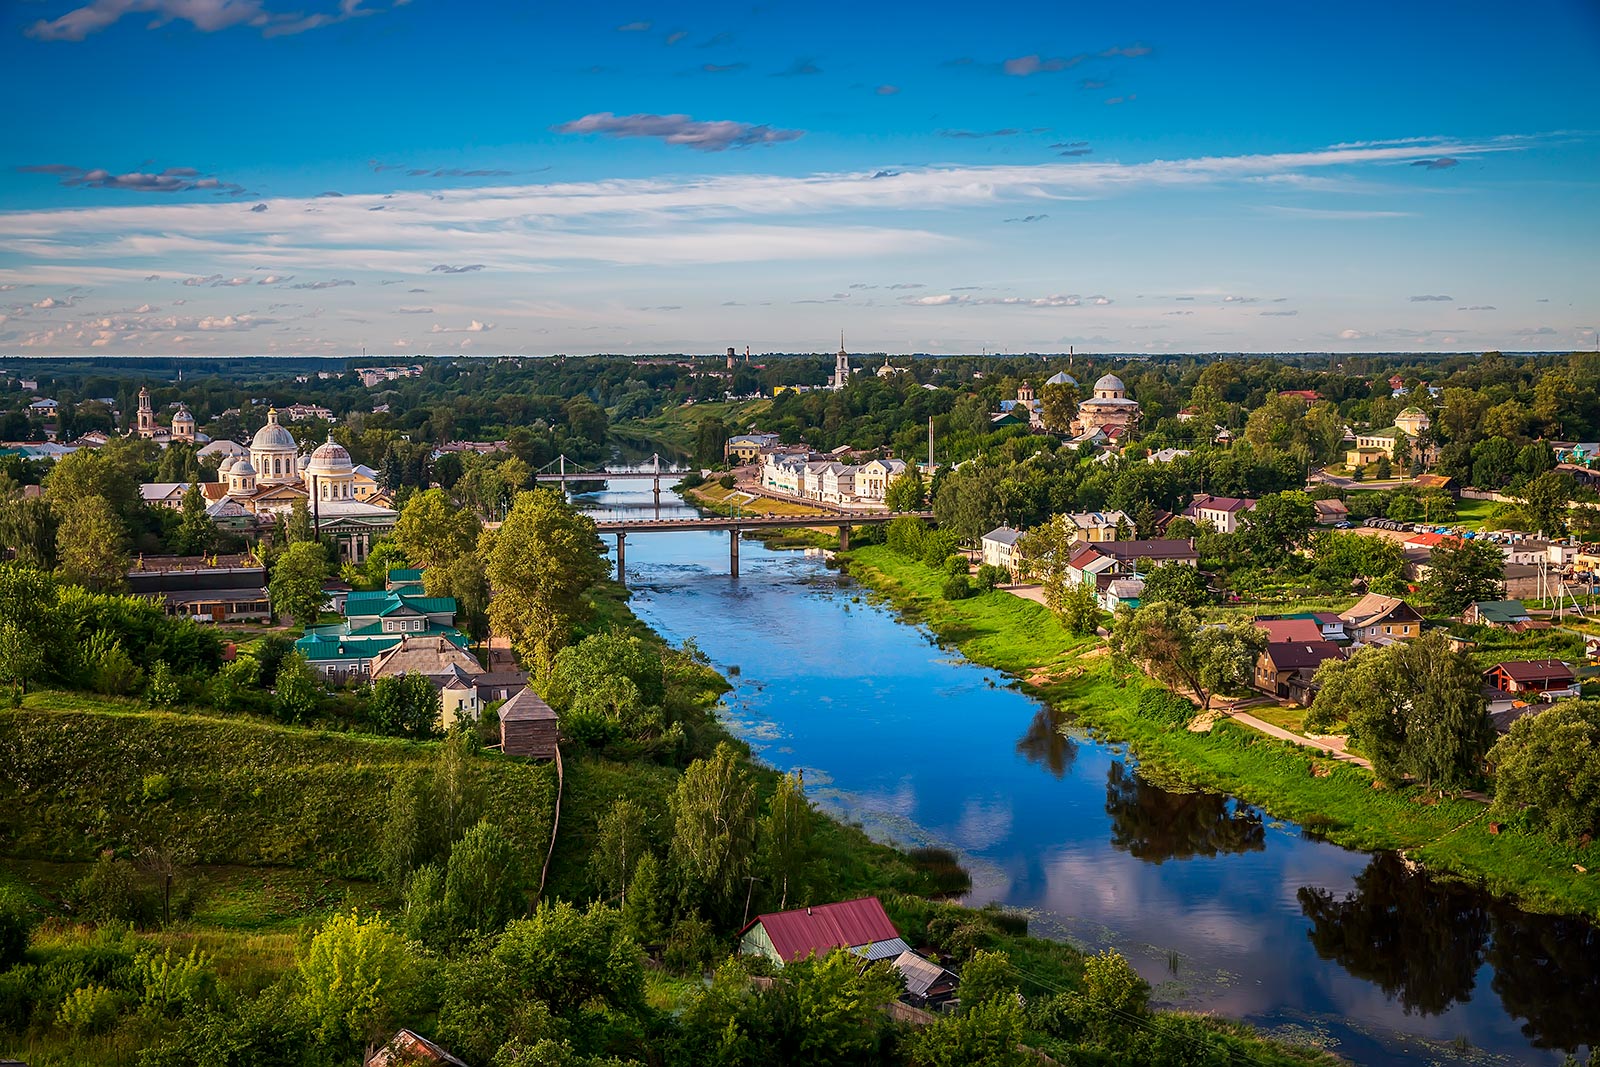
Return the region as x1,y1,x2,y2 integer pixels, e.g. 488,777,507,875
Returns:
581,484,1598,1067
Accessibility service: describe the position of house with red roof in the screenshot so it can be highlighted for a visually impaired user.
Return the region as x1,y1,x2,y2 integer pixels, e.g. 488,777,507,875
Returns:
738,896,911,966
1185,494,1258,535
1255,640,1346,704
1483,660,1577,698
1254,617,1325,643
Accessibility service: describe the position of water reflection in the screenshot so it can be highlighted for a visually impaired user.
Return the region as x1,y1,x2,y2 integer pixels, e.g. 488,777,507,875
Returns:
1299,853,1488,1017
1015,706,1078,778
1301,853,1600,1053
1104,761,1267,863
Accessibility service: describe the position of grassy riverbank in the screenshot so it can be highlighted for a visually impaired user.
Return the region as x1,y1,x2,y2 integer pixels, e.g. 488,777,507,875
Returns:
845,545,1600,920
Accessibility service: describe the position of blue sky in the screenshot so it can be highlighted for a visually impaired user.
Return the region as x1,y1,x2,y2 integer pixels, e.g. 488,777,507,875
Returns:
2,0,1597,357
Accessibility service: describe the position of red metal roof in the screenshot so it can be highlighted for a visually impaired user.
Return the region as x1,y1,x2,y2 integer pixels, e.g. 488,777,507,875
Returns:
1255,618,1324,643
742,897,900,962
1487,660,1574,684
1067,546,1108,570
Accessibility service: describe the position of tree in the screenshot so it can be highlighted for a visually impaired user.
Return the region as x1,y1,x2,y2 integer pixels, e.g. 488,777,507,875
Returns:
55,496,128,591
284,497,316,545
425,552,491,643
1059,581,1100,635
0,620,43,700
884,465,926,512
394,488,481,571
269,541,329,626
1237,491,1316,563
493,901,644,1019
367,674,442,739
1421,538,1503,616
1518,470,1574,537
590,799,650,907
1488,699,1600,844
1118,603,1265,712
484,489,608,675
441,821,526,937
695,417,730,467
174,483,214,556
759,771,814,910
959,949,1018,1005
1307,632,1491,791
273,651,322,723
910,995,1030,1067
0,495,60,569
1038,382,1079,433
1139,562,1209,608
298,910,420,1051
669,741,758,917
1016,515,1077,616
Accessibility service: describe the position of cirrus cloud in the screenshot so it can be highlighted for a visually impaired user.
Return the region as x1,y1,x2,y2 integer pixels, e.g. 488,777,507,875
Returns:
555,111,805,151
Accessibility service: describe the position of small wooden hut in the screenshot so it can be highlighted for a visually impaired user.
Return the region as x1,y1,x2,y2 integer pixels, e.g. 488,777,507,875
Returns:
499,688,559,758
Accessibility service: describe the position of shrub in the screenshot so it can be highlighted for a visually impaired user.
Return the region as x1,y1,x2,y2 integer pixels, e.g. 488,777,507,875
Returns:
942,574,971,601
56,983,123,1035
72,854,153,926
136,945,216,1019
83,629,143,696
885,516,927,558
141,773,172,804
717,474,736,490
1136,688,1196,727
663,915,720,974
146,660,182,709
921,530,961,569
0,889,36,968
677,470,705,490
298,910,420,1050
973,564,1007,593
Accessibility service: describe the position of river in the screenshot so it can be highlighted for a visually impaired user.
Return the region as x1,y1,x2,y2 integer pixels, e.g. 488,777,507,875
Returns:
580,483,1599,1067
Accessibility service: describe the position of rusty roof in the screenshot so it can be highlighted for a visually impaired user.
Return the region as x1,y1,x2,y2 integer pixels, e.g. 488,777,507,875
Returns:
741,896,900,962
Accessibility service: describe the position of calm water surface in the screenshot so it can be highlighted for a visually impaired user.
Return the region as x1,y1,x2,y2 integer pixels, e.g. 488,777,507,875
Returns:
582,485,1599,1067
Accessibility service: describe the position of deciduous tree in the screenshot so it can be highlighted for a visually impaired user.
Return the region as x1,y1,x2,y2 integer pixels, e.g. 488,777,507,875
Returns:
669,742,758,918
484,489,607,675
1421,538,1503,616
1488,699,1600,844
394,488,481,571
269,541,329,626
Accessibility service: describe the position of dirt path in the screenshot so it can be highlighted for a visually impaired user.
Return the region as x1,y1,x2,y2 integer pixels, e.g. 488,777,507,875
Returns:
1221,707,1376,771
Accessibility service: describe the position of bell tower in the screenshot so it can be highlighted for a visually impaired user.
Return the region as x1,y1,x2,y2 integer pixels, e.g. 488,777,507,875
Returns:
136,386,155,438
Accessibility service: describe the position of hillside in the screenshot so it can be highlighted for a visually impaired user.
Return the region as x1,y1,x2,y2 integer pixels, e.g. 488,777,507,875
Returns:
0,691,558,882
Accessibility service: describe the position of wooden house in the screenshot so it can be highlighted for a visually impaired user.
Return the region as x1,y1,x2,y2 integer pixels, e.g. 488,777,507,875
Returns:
890,950,960,1009
1464,600,1532,629
738,897,910,967
1483,660,1578,697
1339,594,1422,646
499,688,559,758
1254,641,1346,704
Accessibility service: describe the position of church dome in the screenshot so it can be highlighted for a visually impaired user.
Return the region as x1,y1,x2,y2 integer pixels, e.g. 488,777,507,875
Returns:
251,409,296,451
230,458,257,477
1045,371,1078,387
217,455,235,474
297,452,311,470
306,436,353,474
1093,374,1126,393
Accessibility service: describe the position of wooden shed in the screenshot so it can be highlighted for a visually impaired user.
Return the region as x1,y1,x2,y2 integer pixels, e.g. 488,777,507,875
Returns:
498,688,559,758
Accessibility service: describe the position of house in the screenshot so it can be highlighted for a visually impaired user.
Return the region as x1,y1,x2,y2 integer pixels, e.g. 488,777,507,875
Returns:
1411,473,1458,496
1483,660,1578,698
890,950,960,1009
1394,406,1431,437
124,554,270,622
1346,425,1409,469
473,670,530,706
1066,546,1120,588
1502,563,1541,601
1185,495,1257,535
1254,617,1326,643
1147,448,1191,464
1099,577,1144,612
818,463,857,505
981,527,1023,577
344,590,460,635
1278,389,1322,403
1258,612,1347,643
1255,641,1346,704
1064,510,1129,543
1313,498,1349,526
366,1029,469,1067
854,458,906,503
1465,600,1532,628
369,636,488,729
762,453,809,496
139,482,192,510
738,897,910,967
725,432,781,465
499,688,559,758
1097,539,1200,570
1339,594,1423,645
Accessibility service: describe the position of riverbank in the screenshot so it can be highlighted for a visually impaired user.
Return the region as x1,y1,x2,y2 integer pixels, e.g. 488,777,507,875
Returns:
844,544,1600,921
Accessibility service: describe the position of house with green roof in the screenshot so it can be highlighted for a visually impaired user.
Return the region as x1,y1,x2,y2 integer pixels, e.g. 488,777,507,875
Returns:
295,575,466,680
1464,600,1533,628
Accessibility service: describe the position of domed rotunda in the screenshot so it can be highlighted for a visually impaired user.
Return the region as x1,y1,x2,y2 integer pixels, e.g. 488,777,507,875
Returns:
250,408,300,484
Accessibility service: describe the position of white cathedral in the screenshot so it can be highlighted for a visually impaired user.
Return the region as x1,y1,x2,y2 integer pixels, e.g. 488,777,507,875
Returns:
203,407,397,562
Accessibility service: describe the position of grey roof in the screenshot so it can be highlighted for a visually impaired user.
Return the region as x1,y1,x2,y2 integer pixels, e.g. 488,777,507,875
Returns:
499,688,557,722
1045,371,1078,386
851,937,913,962
1093,373,1126,391
891,950,956,997
983,526,1023,546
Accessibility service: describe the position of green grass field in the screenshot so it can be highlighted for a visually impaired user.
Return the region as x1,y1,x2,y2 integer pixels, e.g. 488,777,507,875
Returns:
611,398,774,457
847,545,1600,919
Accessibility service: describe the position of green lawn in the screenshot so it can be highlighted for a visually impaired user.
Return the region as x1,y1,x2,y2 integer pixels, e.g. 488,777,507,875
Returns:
847,545,1600,920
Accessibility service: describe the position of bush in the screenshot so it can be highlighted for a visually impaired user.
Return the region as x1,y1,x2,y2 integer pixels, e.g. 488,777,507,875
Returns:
885,516,927,558
136,945,216,1020
921,530,961,569
663,915,720,974
1136,688,1197,727
146,660,182,709
717,474,736,490
56,983,123,1035
141,773,172,804
0,889,36,968
942,574,971,601
84,629,143,696
677,470,705,490
72,854,154,926
974,564,1007,593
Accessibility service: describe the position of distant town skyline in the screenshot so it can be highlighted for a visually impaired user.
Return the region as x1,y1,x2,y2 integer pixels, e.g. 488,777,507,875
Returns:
2,0,1597,357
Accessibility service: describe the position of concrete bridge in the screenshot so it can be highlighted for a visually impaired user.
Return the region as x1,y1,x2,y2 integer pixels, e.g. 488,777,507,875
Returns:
598,511,935,585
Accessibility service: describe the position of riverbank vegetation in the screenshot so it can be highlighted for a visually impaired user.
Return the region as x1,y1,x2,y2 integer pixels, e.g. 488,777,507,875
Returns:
846,545,1600,920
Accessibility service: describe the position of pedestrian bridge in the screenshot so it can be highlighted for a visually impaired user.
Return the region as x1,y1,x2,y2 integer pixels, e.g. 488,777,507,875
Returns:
599,511,935,585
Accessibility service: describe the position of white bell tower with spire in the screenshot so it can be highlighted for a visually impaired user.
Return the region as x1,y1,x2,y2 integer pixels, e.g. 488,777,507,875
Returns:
831,332,851,390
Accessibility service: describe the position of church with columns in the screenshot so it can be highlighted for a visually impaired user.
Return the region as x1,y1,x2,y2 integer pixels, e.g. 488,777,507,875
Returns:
205,407,397,562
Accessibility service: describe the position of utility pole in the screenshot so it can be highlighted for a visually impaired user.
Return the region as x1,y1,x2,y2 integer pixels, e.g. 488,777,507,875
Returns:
927,416,934,469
